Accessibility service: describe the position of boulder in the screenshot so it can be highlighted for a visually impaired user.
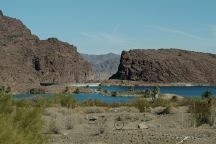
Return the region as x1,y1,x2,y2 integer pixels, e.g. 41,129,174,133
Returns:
151,106,166,115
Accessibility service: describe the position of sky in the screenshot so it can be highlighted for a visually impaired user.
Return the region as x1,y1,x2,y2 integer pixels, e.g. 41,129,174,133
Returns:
0,0,216,54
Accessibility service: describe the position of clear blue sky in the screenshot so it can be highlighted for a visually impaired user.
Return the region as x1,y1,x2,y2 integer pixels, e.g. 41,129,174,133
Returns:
1,0,216,54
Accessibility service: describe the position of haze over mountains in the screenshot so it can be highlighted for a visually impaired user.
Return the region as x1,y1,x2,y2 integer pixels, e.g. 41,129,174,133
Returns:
81,53,120,80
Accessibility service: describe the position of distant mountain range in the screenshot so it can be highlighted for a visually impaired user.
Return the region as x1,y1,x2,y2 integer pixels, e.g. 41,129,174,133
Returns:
82,53,120,80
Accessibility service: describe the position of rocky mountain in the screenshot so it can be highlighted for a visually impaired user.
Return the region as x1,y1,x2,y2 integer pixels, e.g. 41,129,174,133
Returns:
82,53,120,80
0,10,93,91
110,49,216,85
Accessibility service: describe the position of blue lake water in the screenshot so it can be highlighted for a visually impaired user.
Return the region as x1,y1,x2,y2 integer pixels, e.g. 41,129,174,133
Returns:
90,86,216,97
15,86,216,103
15,93,135,103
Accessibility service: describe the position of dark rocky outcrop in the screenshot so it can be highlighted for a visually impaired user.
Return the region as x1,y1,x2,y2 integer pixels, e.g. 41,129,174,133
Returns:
110,49,216,85
0,10,3,17
0,11,93,91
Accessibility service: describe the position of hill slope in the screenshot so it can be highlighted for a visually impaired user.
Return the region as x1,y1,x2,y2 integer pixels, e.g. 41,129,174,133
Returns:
0,11,93,91
110,49,216,85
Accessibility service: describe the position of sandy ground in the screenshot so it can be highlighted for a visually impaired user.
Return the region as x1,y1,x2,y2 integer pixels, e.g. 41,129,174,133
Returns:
43,106,216,144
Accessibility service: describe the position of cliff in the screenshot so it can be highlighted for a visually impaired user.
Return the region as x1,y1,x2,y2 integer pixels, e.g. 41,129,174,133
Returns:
110,49,216,85
0,11,93,91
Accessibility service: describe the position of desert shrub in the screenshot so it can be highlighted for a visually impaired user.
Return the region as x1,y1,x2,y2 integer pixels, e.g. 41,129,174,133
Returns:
103,89,108,93
133,98,150,112
0,90,48,144
15,99,32,107
189,99,213,126
201,91,214,104
0,88,13,114
151,98,172,108
143,89,152,98
64,86,70,93
15,97,51,108
111,91,117,97
65,117,74,130
171,95,178,102
74,88,80,94
32,97,50,107
53,94,77,108
82,99,108,107
29,88,45,94
48,120,60,134
152,86,160,95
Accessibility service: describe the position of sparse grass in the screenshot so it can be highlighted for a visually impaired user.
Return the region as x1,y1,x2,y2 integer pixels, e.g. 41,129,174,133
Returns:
132,98,150,112
53,94,77,108
151,98,172,108
48,120,60,134
0,87,48,144
188,98,215,126
65,116,74,130
82,99,108,107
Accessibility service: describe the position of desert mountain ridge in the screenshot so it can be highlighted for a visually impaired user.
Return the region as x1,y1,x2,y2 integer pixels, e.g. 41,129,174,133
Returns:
110,48,216,85
0,10,94,91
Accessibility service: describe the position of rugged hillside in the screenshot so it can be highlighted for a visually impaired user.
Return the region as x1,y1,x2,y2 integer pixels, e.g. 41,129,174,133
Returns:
0,11,93,91
110,49,216,85
82,53,120,80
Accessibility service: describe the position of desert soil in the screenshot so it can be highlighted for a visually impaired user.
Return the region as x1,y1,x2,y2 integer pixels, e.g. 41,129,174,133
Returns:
43,106,216,144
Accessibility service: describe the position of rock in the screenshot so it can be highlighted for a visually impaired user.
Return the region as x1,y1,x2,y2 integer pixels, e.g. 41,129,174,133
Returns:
0,10,3,16
0,12,94,91
151,106,166,115
88,115,98,121
138,122,149,129
110,49,216,85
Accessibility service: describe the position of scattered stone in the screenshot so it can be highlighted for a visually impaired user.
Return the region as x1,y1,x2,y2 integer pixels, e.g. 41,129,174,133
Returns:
138,122,149,129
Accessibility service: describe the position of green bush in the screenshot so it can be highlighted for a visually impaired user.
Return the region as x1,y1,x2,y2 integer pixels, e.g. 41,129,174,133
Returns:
29,88,45,94
0,89,48,144
171,95,178,102
188,99,214,126
111,92,117,97
74,88,80,94
202,91,213,104
151,98,172,108
53,94,77,108
133,98,150,112
64,86,70,93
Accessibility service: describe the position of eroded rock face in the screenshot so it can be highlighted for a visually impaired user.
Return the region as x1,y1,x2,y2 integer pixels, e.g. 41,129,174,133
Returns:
0,11,93,91
110,49,216,85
